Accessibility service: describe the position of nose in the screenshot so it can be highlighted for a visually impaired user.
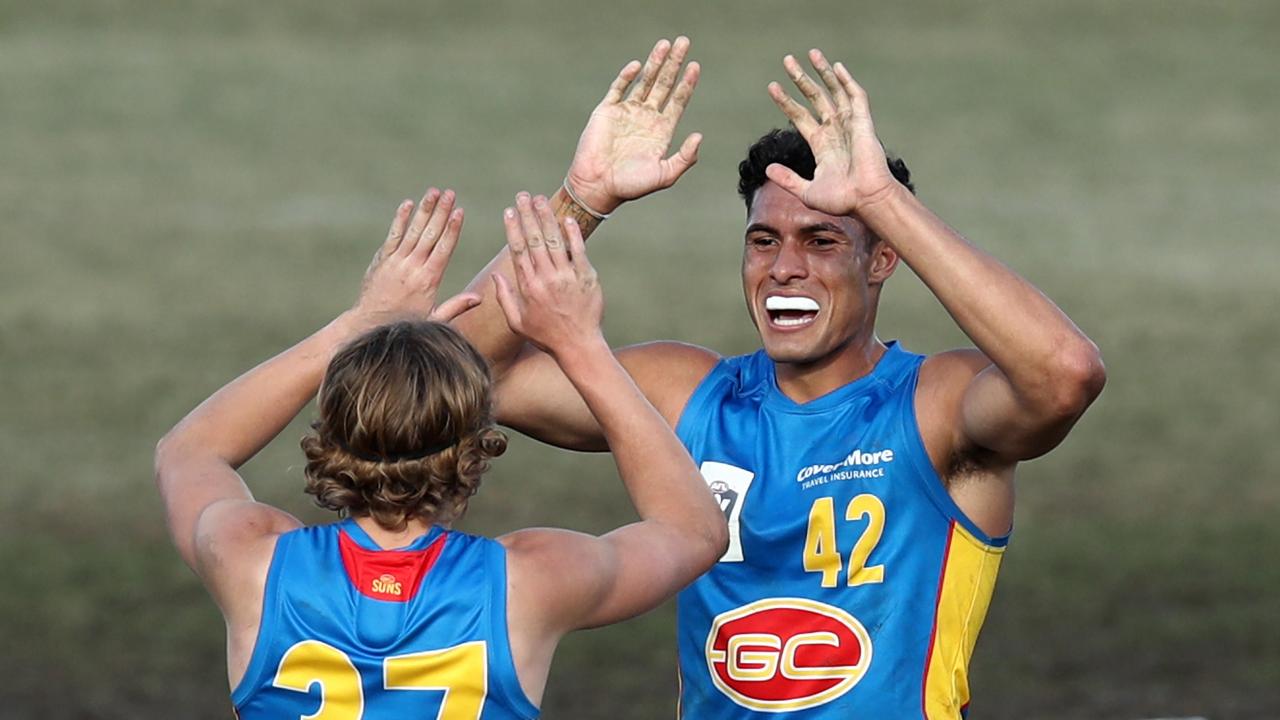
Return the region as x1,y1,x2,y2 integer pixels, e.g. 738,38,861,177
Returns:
769,240,808,283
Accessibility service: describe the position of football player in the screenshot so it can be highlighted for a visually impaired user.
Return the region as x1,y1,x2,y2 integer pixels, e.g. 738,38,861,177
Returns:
156,189,728,718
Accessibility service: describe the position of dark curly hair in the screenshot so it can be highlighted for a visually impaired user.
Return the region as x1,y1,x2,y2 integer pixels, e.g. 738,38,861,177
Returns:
737,127,915,212
300,321,507,531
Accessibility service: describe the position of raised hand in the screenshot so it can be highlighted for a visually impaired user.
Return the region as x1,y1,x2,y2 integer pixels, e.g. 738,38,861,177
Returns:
564,37,703,216
352,188,480,327
492,193,604,357
766,49,901,218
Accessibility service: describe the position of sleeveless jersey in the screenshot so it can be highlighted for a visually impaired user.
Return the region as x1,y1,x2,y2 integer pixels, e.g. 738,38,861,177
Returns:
675,342,1008,719
232,518,539,720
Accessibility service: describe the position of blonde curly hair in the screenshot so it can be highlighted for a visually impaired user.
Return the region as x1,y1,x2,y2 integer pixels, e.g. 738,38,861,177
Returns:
301,321,507,531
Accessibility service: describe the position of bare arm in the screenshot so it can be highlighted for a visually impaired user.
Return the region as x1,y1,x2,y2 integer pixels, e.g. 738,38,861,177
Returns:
492,201,727,702
767,50,1106,464
452,37,706,445
861,189,1104,459
494,340,717,451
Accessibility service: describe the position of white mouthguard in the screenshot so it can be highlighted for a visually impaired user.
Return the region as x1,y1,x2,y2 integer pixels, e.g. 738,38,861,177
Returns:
765,296,820,312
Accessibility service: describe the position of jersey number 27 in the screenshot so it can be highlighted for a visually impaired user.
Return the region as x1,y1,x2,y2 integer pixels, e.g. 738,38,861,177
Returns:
272,639,485,719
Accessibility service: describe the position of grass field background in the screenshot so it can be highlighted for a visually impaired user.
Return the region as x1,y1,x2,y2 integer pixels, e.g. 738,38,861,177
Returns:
2,1,1278,717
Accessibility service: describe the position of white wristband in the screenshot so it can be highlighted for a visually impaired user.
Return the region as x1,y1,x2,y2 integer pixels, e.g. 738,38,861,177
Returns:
562,177,612,220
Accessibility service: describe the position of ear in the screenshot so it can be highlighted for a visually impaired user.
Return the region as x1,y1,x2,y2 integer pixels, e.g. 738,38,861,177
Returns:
866,238,898,285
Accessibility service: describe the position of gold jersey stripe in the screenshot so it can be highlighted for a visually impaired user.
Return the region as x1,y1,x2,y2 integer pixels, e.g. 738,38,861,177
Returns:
923,522,1005,719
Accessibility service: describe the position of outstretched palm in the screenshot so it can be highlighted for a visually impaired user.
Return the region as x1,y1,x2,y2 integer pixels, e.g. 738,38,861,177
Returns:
766,49,901,218
566,37,703,215
353,188,479,328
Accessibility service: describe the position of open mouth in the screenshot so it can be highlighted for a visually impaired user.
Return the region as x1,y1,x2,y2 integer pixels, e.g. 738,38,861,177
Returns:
765,295,820,329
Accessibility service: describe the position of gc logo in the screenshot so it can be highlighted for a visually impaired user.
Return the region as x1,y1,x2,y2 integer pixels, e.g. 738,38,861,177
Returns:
705,597,872,712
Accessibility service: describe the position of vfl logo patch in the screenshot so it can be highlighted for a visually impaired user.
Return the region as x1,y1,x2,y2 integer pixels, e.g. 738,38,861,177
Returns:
699,462,755,562
705,598,872,712
709,481,739,520
371,573,403,597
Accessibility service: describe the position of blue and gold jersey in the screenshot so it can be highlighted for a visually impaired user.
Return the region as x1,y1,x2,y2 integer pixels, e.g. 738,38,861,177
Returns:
675,342,1008,718
232,518,538,720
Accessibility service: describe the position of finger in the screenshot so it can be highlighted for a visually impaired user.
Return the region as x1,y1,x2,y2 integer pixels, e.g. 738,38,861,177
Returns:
809,49,851,115
429,291,482,323
658,132,702,189
765,163,811,200
409,189,455,262
602,60,642,104
563,217,591,277
661,61,700,123
516,192,551,273
534,195,568,269
783,54,834,120
645,35,690,110
491,274,523,334
400,188,441,257
423,207,464,278
380,199,414,257
626,38,671,103
502,206,535,283
834,61,871,117
768,81,819,136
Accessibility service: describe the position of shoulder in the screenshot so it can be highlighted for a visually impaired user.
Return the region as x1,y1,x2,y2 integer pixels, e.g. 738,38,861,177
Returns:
618,340,721,377
498,527,611,637
918,349,990,401
497,528,612,603
195,500,302,624
196,499,302,560
616,341,721,426
914,348,993,466
497,527,607,574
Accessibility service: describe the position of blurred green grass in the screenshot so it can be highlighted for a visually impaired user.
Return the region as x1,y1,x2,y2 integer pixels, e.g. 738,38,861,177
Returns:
2,1,1278,717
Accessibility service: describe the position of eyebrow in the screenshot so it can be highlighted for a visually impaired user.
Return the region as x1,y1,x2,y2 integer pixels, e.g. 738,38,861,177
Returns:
744,222,849,237
801,222,848,236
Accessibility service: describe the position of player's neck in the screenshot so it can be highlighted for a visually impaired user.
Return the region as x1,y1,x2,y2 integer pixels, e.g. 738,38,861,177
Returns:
774,335,887,404
352,515,444,550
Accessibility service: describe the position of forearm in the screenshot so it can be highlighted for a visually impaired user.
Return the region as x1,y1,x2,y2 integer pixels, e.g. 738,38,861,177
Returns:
453,187,606,377
453,248,523,375
158,313,367,469
861,186,1103,404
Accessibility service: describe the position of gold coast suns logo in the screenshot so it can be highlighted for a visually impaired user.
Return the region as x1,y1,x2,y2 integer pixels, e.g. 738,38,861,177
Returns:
705,598,872,712
371,573,403,597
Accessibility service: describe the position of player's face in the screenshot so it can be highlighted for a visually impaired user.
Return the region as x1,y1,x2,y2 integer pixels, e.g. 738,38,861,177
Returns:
741,182,894,366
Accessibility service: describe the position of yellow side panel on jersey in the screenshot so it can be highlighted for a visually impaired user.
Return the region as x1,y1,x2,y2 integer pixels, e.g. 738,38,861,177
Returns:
923,522,1004,719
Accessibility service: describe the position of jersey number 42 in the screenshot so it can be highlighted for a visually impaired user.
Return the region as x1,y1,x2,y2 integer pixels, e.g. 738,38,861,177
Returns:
803,495,887,588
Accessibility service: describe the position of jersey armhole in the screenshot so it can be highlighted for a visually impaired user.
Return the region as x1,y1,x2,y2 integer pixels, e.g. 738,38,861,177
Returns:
230,530,291,708
487,540,541,718
901,364,1011,549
